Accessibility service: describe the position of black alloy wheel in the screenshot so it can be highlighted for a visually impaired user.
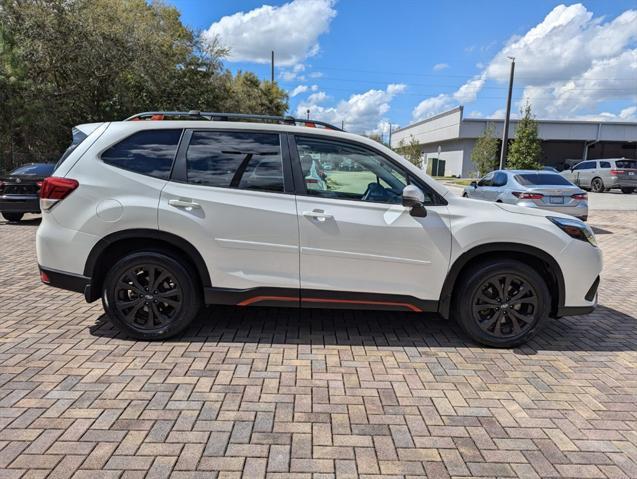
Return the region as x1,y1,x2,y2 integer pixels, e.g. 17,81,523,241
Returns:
103,252,201,340
591,178,604,193
471,273,537,338
452,259,550,347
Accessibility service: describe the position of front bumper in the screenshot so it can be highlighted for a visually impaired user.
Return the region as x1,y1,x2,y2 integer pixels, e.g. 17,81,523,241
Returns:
0,195,40,213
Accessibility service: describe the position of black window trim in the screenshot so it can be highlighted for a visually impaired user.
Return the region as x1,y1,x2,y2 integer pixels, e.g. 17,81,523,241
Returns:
171,128,295,195
288,133,447,206
99,128,185,180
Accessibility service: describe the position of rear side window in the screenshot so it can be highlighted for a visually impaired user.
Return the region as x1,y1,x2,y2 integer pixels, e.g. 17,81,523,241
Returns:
599,161,611,168
515,173,572,186
616,160,637,169
186,131,283,193
101,129,182,179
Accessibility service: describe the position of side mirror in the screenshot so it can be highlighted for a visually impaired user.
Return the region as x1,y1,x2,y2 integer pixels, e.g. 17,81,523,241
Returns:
402,185,427,217
470,181,478,188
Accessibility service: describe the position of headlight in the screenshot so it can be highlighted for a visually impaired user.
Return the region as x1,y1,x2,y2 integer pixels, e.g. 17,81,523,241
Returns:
547,216,597,247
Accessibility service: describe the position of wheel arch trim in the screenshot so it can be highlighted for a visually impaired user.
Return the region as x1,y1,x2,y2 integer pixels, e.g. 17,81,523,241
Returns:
438,242,565,319
83,229,211,301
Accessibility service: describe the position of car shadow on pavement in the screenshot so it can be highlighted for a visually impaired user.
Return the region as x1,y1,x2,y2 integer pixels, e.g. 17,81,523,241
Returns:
0,218,41,226
90,304,637,354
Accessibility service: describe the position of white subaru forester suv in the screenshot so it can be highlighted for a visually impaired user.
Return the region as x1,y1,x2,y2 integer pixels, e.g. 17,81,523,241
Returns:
36,111,602,348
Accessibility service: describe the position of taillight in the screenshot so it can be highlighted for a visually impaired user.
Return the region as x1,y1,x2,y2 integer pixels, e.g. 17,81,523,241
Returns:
512,192,544,200
610,169,624,176
571,193,587,200
40,270,50,284
39,177,79,210
36,181,43,189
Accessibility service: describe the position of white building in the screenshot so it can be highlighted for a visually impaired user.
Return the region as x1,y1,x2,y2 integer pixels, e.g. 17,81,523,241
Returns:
390,106,637,177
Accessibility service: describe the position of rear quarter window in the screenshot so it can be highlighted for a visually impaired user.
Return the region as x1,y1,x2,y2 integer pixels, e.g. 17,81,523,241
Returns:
616,160,637,169
101,129,182,180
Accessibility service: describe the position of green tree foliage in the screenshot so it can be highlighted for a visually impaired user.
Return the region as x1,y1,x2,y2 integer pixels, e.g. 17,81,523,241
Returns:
396,135,422,167
507,103,542,170
0,0,288,170
471,123,499,176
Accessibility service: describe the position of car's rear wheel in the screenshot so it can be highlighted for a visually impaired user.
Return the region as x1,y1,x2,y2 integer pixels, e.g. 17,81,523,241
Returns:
591,177,604,193
102,252,201,340
452,259,550,348
1,212,24,222
621,187,635,194
462,193,468,198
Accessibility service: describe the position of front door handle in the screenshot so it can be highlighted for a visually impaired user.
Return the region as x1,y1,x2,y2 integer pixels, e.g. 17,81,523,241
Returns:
168,199,201,209
302,209,333,222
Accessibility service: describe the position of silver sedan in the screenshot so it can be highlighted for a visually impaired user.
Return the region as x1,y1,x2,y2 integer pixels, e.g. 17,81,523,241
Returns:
463,170,589,221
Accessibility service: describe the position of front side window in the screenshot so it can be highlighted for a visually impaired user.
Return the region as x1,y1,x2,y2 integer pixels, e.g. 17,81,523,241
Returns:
295,137,416,204
186,131,284,193
102,129,182,179
478,172,494,187
573,162,590,171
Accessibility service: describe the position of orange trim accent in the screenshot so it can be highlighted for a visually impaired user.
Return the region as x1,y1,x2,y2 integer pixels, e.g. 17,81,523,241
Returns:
237,295,423,312
301,297,423,312
237,295,298,306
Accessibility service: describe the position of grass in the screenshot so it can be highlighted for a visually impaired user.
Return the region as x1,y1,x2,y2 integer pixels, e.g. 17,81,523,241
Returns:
432,177,476,186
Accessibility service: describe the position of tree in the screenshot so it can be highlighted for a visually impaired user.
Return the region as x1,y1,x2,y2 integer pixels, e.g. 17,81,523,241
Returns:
471,123,499,176
396,135,422,167
0,0,288,171
507,103,542,170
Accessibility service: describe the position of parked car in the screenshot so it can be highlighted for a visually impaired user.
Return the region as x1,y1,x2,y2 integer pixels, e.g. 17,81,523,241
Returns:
463,170,588,221
561,158,637,193
0,163,55,222
36,111,602,348
542,166,559,173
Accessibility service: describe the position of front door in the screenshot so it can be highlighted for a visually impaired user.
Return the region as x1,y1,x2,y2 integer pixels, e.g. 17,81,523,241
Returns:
158,129,300,297
291,135,451,308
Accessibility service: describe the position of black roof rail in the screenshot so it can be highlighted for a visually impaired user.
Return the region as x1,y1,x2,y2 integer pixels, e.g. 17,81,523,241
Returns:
124,111,343,131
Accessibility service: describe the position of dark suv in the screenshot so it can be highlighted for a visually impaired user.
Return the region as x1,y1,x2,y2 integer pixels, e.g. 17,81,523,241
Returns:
0,163,55,222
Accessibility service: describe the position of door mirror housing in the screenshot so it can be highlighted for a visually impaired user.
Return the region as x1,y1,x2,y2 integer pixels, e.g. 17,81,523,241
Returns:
470,180,478,188
402,185,427,217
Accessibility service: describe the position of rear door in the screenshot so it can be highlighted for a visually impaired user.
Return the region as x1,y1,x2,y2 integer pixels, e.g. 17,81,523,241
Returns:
290,135,451,306
158,129,300,297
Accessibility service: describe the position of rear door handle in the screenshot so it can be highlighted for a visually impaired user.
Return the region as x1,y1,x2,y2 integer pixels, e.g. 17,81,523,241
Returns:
168,199,201,209
302,210,333,222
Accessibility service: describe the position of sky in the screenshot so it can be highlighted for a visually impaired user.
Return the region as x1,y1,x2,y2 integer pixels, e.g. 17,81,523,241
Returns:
168,0,637,136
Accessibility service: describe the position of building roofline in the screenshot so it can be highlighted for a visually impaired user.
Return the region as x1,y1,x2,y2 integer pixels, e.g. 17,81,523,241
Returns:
463,117,636,126
393,106,463,133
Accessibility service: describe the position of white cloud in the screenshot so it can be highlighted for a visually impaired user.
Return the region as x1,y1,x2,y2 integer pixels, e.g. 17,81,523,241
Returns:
290,85,309,97
281,63,306,82
412,4,637,121
296,84,406,134
433,63,449,71
202,0,336,66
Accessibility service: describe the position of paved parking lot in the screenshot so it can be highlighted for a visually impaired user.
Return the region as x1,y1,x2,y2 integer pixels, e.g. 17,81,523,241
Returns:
0,210,636,478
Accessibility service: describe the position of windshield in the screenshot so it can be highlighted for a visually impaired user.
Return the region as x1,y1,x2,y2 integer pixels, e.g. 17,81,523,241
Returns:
10,163,55,176
55,127,89,171
515,173,573,186
616,160,637,169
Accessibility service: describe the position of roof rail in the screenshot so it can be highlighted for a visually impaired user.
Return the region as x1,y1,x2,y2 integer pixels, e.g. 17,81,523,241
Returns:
124,111,343,131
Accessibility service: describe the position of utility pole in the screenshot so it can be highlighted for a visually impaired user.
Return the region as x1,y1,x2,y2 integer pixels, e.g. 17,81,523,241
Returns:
306,109,310,120
499,57,515,170
341,120,344,130
388,124,392,148
270,51,274,83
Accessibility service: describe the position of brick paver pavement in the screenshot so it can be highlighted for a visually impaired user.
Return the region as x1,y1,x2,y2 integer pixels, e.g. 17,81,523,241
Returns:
0,210,636,478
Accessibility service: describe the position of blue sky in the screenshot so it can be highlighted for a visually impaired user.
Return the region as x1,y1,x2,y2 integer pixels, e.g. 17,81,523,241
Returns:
169,0,637,135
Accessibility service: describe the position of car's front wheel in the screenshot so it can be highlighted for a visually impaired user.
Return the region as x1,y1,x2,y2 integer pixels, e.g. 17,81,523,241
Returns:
452,259,550,348
102,252,202,340
1,212,24,222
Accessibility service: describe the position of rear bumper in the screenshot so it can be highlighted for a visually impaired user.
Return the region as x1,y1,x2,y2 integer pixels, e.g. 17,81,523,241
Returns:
0,195,40,213
514,200,588,220
39,266,91,296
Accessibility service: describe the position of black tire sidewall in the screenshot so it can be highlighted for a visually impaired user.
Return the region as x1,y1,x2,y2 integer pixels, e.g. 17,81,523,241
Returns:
621,187,634,194
1,212,24,222
102,252,201,340
591,178,603,192
453,260,550,348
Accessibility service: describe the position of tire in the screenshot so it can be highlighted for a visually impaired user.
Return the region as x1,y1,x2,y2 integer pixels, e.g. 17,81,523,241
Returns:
102,251,202,340
1,212,24,222
451,259,550,348
621,187,635,194
462,193,468,198
591,177,604,193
